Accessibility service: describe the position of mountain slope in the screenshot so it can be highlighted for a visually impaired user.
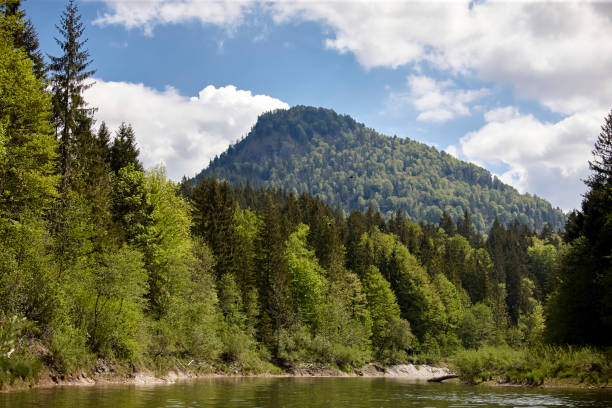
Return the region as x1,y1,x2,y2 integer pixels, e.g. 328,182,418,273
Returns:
195,106,565,232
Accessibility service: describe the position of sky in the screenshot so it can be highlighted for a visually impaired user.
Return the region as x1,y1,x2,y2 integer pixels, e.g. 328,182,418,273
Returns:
25,0,612,212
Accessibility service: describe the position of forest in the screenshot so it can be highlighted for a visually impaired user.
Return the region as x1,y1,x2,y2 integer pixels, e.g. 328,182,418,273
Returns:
1,0,611,388
197,106,566,233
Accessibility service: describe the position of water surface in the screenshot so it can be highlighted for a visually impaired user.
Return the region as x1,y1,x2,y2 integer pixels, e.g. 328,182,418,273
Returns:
2,377,611,408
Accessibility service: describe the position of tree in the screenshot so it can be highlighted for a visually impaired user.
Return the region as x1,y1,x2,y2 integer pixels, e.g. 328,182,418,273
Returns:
255,194,292,355
0,0,45,78
48,0,95,191
439,211,456,236
546,110,612,346
586,110,612,190
110,122,142,174
285,224,325,326
0,28,57,220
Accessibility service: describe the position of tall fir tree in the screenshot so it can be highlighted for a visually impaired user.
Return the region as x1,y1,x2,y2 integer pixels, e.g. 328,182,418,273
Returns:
48,0,95,192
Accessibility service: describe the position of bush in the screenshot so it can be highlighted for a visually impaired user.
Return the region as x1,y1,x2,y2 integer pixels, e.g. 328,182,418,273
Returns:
450,345,612,385
49,324,93,374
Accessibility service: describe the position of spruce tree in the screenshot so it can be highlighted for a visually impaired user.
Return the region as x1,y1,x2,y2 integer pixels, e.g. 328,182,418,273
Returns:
110,122,143,173
48,0,95,191
439,211,456,236
0,0,46,78
547,110,612,346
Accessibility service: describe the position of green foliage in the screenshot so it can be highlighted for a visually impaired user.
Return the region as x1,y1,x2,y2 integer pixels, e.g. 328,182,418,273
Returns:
199,106,565,233
527,237,560,296
358,229,446,351
545,111,612,347
285,224,325,326
3,2,611,383
110,122,142,174
48,0,96,191
451,345,612,386
361,265,412,358
458,303,496,349
0,31,57,219
87,245,147,360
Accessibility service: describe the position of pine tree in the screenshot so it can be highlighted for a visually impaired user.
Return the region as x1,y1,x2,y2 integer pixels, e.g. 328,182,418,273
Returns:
586,110,612,190
110,122,143,173
0,24,57,219
48,0,95,191
547,110,612,346
255,194,292,355
0,0,46,78
96,121,111,165
439,211,456,236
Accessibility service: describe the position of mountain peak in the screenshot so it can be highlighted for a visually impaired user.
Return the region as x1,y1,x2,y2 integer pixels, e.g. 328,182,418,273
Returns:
195,106,565,232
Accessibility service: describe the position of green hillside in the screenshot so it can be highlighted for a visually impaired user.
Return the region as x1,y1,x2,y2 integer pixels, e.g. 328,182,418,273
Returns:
195,106,565,232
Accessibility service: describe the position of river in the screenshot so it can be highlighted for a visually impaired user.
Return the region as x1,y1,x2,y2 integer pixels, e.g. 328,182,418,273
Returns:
2,377,611,407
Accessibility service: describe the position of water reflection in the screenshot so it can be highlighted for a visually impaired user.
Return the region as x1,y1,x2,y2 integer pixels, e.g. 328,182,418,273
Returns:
1,377,611,408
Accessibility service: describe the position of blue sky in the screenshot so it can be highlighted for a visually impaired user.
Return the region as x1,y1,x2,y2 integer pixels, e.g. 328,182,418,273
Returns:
25,0,612,211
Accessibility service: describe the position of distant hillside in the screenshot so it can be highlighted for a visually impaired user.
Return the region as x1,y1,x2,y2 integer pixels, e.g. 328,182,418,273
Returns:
195,106,565,233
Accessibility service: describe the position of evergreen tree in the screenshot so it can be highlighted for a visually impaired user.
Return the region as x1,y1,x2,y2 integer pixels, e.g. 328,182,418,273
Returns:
255,194,292,355
0,13,58,326
439,211,456,236
110,122,142,174
546,110,612,346
0,0,46,78
0,27,57,220
48,0,96,191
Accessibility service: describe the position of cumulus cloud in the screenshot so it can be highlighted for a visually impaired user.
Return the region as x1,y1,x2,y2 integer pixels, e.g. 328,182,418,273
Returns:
458,108,606,211
84,80,289,179
270,1,612,117
93,1,612,116
94,0,252,35
389,75,489,122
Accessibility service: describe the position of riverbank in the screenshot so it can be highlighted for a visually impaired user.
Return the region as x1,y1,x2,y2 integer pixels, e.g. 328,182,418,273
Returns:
0,362,455,393
4,344,611,393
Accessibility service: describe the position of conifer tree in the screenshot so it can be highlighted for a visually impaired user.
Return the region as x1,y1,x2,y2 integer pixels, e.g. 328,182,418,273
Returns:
0,0,46,78
110,122,142,173
439,211,456,236
255,194,292,355
48,0,96,191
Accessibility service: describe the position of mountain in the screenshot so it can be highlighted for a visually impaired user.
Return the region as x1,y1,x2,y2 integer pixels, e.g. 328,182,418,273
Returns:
195,106,565,233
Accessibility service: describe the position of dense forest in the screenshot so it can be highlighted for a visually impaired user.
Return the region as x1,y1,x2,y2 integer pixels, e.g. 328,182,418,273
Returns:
1,0,611,388
196,106,566,233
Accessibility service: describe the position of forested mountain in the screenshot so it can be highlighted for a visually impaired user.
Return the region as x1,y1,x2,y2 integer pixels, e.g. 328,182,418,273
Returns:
196,106,565,233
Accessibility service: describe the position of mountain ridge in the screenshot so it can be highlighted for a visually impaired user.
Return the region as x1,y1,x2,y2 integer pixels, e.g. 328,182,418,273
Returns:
195,106,565,232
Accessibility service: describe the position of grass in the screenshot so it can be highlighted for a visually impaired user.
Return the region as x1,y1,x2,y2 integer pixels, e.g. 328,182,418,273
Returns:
450,345,612,386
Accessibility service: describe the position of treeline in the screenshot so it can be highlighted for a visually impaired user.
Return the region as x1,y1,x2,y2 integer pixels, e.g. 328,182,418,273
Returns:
198,106,566,233
1,0,611,388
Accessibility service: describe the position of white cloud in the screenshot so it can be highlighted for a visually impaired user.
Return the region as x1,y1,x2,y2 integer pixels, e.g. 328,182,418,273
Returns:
389,75,489,122
85,80,289,179
444,144,459,159
458,108,606,211
269,1,612,116
94,0,252,35
93,1,612,116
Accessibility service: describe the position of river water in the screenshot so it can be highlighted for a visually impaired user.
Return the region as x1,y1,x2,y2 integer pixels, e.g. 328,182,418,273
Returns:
2,377,612,408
